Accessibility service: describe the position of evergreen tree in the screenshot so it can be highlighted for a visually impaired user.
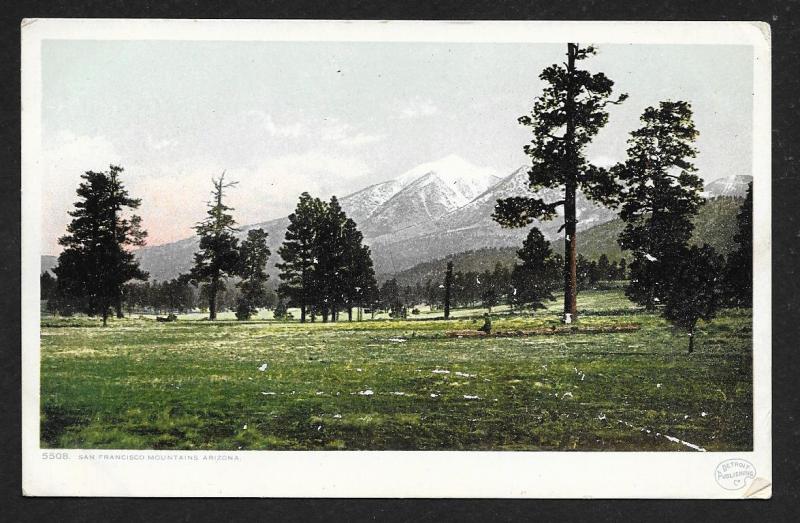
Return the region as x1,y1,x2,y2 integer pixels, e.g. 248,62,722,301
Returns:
480,269,499,311
663,245,724,353
40,272,57,302
597,254,611,281
493,43,627,322
615,101,703,310
315,196,347,322
54,165,148,325
510,228,559,311
189,173,240,320
379,278,403,317
340,217,378,321
724,182,753,307
277,192,326,323
619,258,627,280
235,228,271,320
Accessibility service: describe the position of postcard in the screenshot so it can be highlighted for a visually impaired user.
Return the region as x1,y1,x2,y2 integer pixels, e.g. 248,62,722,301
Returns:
21,19,771,498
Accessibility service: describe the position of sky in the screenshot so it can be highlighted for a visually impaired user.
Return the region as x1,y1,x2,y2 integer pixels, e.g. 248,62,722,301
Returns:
41,41,753,254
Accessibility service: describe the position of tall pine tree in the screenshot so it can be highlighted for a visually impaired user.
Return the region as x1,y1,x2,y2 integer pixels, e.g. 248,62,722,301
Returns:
189,173,240,320
277,192,326,323
615,101,703,310
493,43,627,322
54,165,148,326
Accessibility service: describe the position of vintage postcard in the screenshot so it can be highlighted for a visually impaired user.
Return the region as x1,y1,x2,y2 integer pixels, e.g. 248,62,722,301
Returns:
21,19,771,498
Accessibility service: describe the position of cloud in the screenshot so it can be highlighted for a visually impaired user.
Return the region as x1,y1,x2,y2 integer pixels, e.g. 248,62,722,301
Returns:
243,111,383,148
41,132,125,254
397,97,439,119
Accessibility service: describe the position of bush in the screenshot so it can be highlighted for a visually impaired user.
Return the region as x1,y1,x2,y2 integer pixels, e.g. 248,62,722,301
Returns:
411,308,420,315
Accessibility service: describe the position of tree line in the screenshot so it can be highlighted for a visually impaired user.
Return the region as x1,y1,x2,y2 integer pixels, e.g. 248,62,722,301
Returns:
46,169,378,323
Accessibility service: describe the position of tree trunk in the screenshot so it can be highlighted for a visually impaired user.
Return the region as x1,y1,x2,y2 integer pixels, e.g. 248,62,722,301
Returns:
444,261,453,320
348,306,353,322
102,307,109,327
563,43,579,322
115,297,124,318
300,303,306,323
688,326,695,353
209,277,218,320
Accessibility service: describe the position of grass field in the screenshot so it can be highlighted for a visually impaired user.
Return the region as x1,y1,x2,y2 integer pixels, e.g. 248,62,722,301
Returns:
40,290,753,451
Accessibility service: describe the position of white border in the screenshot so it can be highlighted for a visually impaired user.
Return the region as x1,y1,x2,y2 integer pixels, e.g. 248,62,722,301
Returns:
21,19,771,498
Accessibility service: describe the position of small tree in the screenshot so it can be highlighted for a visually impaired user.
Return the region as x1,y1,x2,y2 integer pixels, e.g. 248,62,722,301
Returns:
724,182,753,307
235,228,271,320
662,245,724,353
493,43,627,322
273,298,289,320
510,228,560,312
189,173,240,320
54,165,148,325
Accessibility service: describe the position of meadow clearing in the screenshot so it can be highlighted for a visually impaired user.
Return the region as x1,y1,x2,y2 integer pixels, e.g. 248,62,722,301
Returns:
40,290,752,451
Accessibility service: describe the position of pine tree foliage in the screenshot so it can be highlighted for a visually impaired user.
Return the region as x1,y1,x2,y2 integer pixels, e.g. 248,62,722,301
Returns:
493,43,627,320
615,101,704,310
189,173,240,320
662,244,725,353
510,228,560,311
724,182,753,307
235,228,271,320
54,165,148,325
277,192,377,323
276,192,326,323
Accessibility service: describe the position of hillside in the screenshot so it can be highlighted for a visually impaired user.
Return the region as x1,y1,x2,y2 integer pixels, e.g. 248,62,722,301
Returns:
389,196,744,287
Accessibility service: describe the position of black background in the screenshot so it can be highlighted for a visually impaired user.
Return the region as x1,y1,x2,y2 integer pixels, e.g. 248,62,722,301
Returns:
1,1,798,521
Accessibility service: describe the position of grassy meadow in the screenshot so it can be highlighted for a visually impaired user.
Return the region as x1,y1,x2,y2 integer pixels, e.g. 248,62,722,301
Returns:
40,290,753,451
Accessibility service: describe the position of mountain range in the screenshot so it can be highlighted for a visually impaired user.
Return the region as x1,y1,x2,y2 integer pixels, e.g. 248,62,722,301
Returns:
41,155,752,281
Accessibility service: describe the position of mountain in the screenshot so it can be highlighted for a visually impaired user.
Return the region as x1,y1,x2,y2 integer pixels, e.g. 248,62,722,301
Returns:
41,159,751,281
703,175,752,198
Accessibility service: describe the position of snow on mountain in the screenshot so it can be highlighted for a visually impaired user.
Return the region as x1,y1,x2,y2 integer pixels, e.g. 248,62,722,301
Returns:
703,175,752,198
338,179,405,224
362,155,500,236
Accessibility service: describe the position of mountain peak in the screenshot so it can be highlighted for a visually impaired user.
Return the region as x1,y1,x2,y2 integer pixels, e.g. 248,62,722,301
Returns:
396,154,498,187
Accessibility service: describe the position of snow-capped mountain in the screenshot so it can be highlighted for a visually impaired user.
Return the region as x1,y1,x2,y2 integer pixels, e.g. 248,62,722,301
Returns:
703,175,752,198
363,155,500,236
55,160,750,281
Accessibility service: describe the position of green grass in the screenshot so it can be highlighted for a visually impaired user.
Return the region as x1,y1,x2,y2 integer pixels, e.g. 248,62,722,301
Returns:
40,290,752,451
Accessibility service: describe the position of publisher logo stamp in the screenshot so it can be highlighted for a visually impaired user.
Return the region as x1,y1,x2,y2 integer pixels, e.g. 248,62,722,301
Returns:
715,459,756,490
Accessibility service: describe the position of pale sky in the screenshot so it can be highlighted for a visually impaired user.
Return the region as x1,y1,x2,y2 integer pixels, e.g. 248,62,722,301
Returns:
41,41,753,254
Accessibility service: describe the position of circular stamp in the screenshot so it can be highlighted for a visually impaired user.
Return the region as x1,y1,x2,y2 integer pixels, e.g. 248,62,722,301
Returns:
715,459,756,490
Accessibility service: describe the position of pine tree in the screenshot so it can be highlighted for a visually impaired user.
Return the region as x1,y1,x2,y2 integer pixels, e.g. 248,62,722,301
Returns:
510,228,559,311
340,217,378,321
615,101,703,310
189,173,240,320
277,192,326,323
54,165,148,325
724,182,753,307
663,245,724,353
316,196,348,322
235,228,271,320
493,43,627,322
